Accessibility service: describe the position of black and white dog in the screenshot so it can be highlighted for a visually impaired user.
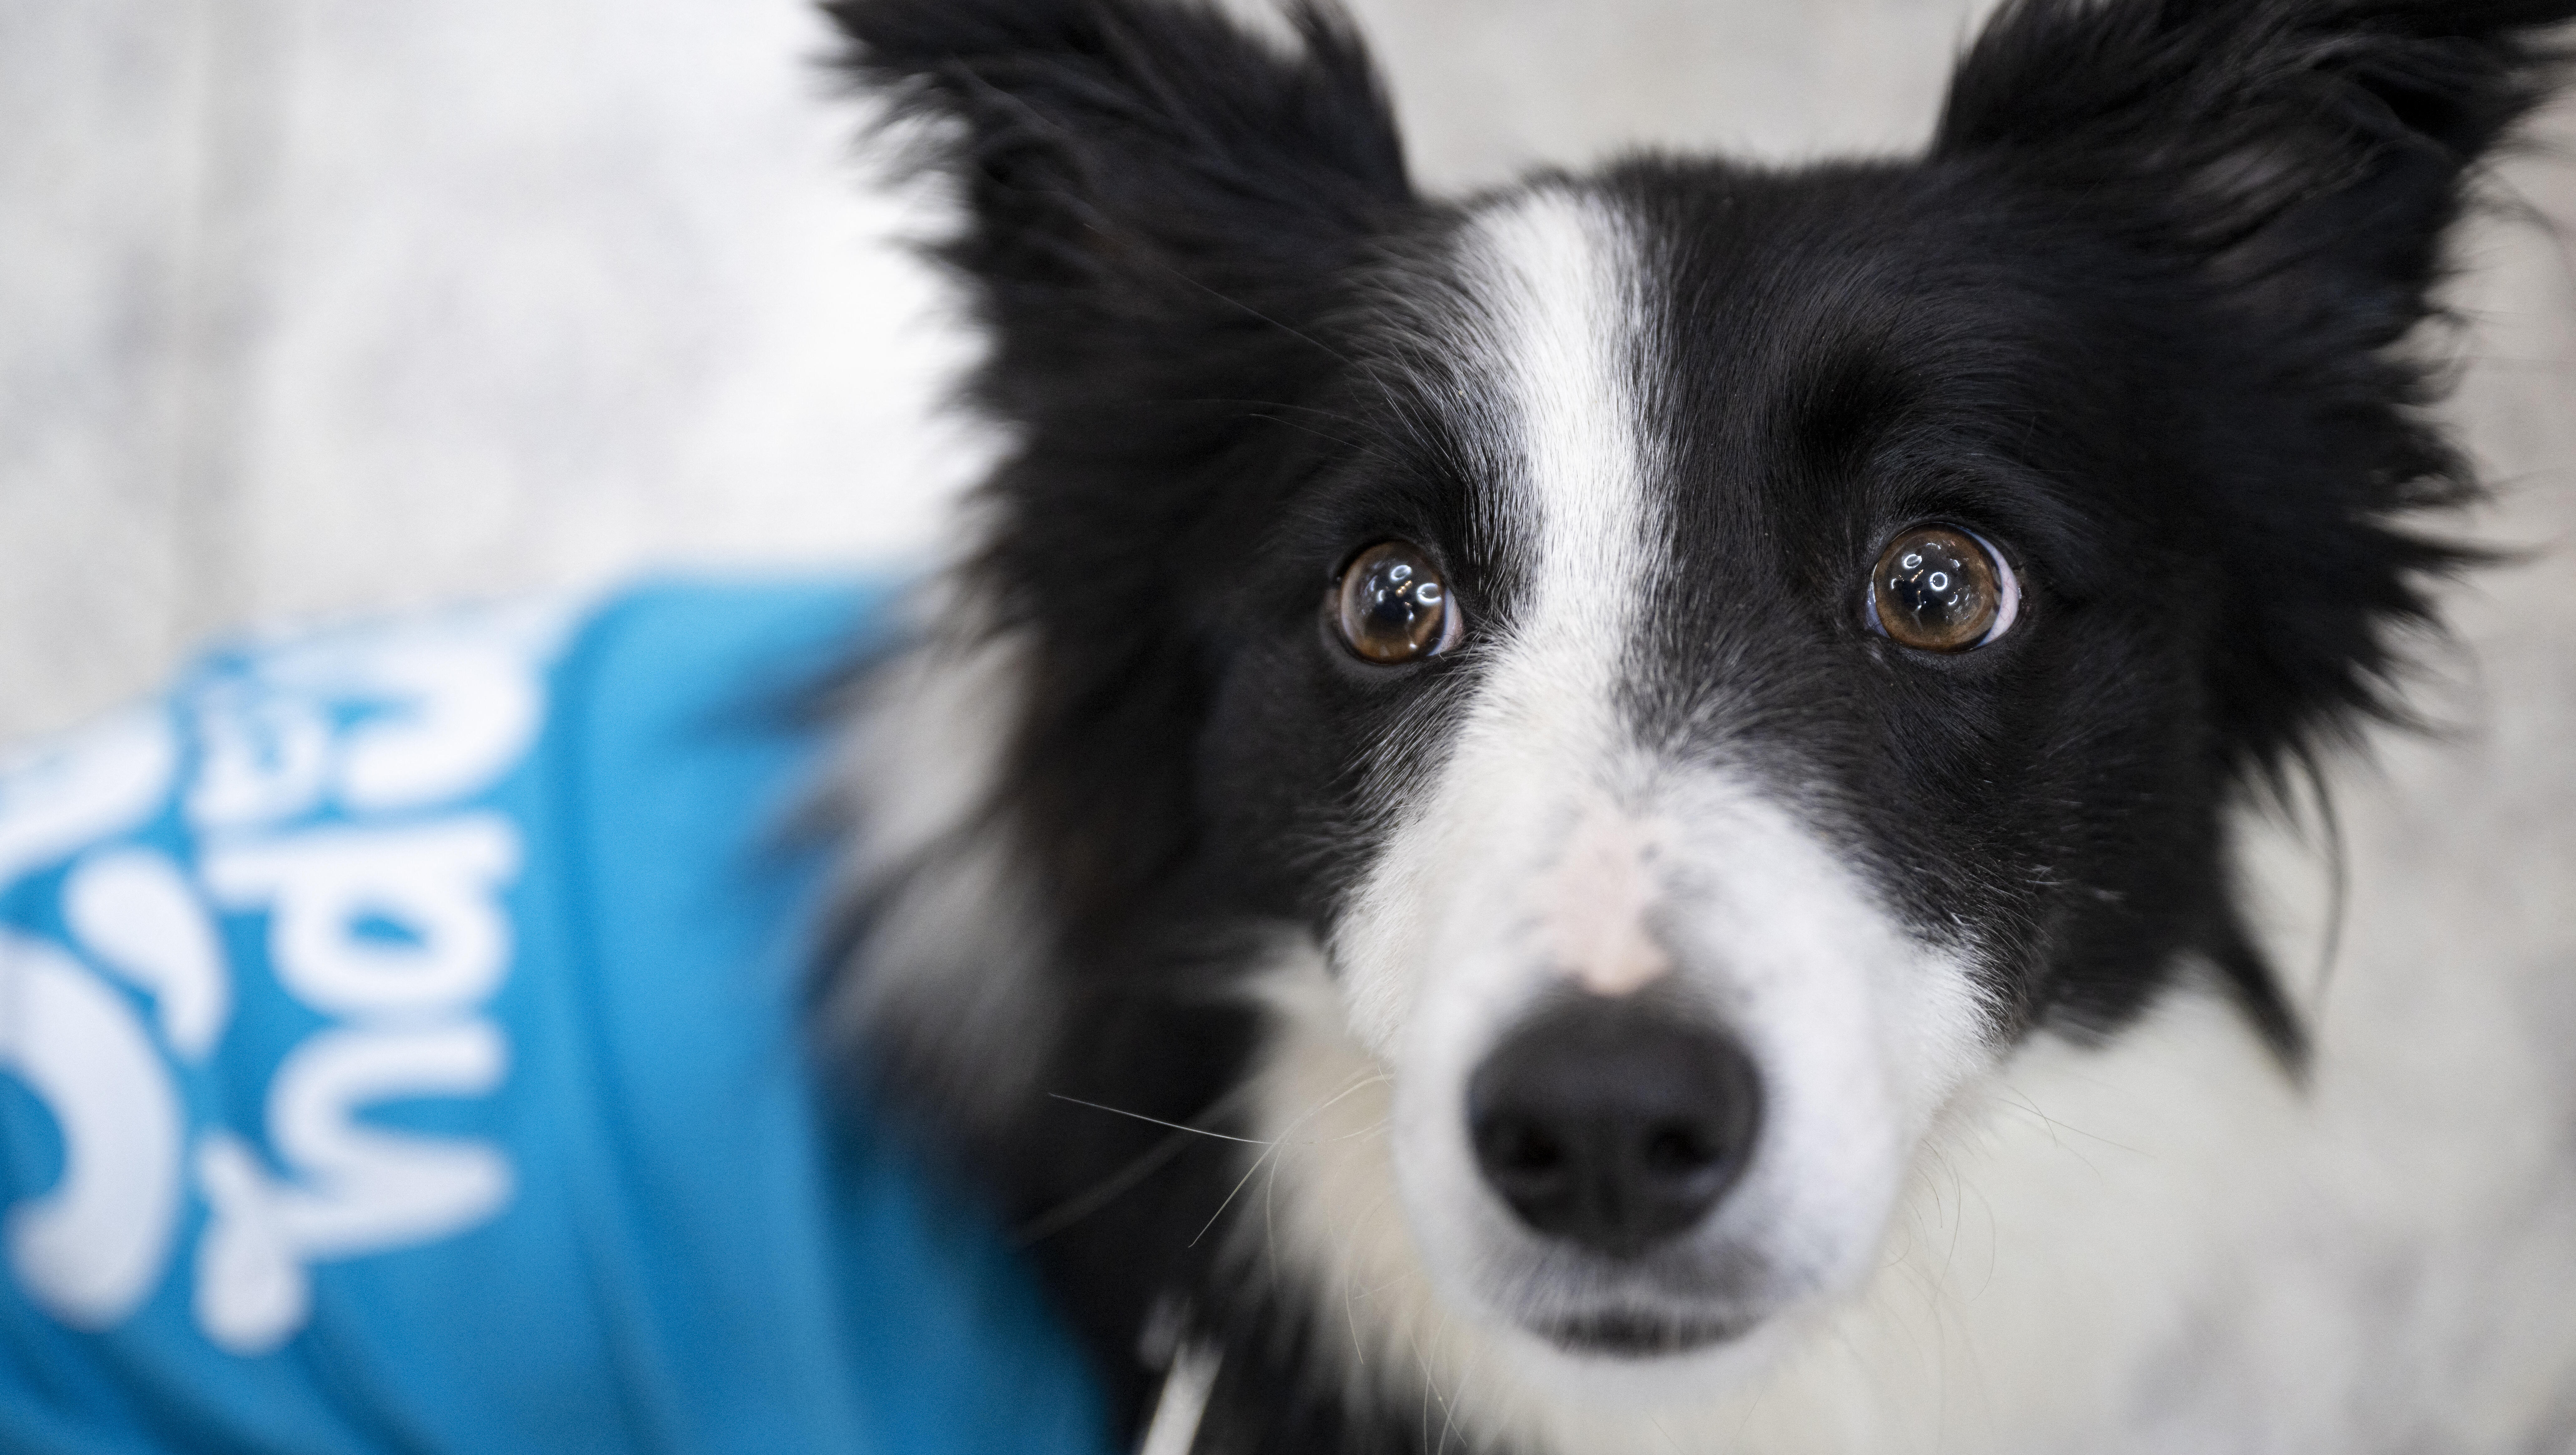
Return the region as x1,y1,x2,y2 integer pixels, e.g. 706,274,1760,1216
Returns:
817,1,2576,1450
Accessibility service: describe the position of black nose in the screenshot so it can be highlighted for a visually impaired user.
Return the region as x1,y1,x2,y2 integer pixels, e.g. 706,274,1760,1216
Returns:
1467,999,1761,1259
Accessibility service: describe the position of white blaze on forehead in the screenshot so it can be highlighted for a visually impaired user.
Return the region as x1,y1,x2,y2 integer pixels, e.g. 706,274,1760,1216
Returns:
1334,187,1663,1050
1468,188,1659,658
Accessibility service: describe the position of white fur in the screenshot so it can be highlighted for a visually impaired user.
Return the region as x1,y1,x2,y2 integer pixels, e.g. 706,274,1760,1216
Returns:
1240,891,2576,1453
822,584,1059,1131
1139,1342,1223,1455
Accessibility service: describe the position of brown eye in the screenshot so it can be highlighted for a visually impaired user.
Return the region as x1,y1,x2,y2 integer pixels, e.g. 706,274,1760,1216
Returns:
1334,541,1460,664
1867,525,2018,652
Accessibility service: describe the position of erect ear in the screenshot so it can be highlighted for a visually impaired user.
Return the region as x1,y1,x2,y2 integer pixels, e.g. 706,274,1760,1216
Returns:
1936,0,2572,784
823,1,1412,979
1937,0,2572,343
824,0,1412,437
1938,0,2575,349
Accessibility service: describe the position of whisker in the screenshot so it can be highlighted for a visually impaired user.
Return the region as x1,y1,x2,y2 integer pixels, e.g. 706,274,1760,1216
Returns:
1431,1314,1507,1455
1192,1139,1284,1248
1149,396,1376,428
1012,1127,1193,1245
1994,1086,2142,1160
1046,1092,1270,1144
1125,244,1364,368
1241,412,1371,456
1188,1069,1391,1249
1403,1319,1443,1454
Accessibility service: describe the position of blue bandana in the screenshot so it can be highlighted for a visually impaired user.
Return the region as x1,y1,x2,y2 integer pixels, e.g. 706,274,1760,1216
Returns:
0,579,1112,1455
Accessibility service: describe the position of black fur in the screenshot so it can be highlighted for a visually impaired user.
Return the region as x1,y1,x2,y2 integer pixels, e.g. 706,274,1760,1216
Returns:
819,2,2574,1450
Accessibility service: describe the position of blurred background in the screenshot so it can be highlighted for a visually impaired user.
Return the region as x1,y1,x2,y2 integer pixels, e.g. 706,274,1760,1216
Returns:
1,0,2571,822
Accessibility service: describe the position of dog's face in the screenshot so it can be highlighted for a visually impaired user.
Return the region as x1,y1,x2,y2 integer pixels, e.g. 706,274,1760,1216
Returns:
1202,177,2151,1354
831,0,2547,1422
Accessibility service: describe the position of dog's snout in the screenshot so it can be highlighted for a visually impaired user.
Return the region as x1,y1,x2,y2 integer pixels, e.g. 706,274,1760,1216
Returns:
1466,1000,1760,1259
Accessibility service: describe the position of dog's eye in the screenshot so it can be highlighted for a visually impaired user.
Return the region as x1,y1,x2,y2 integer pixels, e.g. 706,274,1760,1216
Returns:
1866,525,2018,652
1335,541,1460,664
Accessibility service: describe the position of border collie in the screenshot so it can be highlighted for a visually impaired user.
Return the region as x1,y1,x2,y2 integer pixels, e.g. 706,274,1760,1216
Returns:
817,1,2576,1449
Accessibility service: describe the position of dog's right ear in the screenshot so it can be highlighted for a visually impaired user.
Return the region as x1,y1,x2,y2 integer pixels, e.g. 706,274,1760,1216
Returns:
825,0,1412,428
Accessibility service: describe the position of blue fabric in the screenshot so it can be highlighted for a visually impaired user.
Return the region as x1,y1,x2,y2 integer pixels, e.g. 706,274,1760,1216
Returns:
0,579,1112,1455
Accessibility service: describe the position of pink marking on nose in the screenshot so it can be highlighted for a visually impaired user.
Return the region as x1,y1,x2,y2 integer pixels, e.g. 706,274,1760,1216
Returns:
1541,811,1672,997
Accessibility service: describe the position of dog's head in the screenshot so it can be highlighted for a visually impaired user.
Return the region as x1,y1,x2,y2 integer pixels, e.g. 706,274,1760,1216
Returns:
827,0,2565,1404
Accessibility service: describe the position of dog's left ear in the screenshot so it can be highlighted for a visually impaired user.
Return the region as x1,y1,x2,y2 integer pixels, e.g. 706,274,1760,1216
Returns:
824,0,1413,452
1935,0,2573,779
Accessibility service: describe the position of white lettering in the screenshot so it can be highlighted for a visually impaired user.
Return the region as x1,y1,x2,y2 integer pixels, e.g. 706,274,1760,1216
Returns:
192,1023,512,1355
66,849,230,1060
186,684,332,831
263,637,544,814
192,1133,304,1355
202,818,521,1020
2,604,562,1351
265,1020,512,1254
0,932,183,1329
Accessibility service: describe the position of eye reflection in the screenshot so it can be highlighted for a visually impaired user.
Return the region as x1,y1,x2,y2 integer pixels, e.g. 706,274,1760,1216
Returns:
1867,525,2017,651
1334,541,1459,664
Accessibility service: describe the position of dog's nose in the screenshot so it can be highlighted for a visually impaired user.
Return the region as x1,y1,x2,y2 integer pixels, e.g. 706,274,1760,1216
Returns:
1466,999,1761,1258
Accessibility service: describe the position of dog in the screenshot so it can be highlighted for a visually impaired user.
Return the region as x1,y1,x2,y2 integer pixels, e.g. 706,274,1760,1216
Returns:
817,0,2576,1451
